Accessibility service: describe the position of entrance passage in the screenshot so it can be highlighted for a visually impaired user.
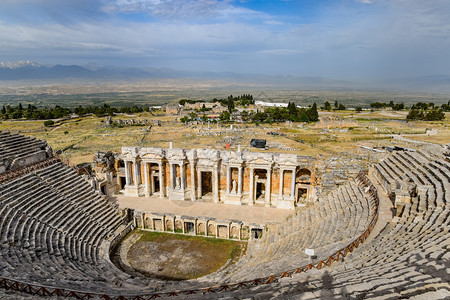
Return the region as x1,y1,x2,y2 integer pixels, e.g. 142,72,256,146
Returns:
256,182,266,200
201,171,212,196
100,185,106,195
297,188,307,201
251,228,263,239
119,176,126,189
153,176,160,193
185,222,195,233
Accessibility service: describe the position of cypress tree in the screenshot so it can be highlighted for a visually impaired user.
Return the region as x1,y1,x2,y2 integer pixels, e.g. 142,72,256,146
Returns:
307,103,319,122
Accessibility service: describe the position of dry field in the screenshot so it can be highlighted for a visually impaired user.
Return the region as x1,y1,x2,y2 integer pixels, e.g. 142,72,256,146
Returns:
0,110,448,165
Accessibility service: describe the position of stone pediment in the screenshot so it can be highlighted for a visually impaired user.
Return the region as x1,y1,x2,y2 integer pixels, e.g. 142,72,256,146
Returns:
197,159,217,168
121,146,139,159
278,154,299,168
141,147,165,160
246,154,274,167
224,151,244,165
166,148,186,161
196,149,220,160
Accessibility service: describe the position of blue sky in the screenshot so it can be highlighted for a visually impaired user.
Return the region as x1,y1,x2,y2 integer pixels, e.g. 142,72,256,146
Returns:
0,0,449,80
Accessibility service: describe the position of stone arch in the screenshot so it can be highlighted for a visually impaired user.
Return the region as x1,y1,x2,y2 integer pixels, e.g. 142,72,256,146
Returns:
165,219,172,231
154,219,163,231
144,217,151,228
117,159,125,168
207,224,215,236
175,220,183,231
297,168,312,182
230,225,239,239
197,223,205,235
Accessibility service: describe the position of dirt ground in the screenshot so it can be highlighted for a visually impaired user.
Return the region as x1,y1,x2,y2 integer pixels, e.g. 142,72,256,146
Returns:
125,230,245,280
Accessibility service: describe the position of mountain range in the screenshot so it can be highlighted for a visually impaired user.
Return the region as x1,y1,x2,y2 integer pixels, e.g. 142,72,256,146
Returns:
1,61,450,92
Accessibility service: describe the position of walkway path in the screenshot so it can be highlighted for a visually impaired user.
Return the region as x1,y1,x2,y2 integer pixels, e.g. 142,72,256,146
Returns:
365,170,394,243
110,194,295,225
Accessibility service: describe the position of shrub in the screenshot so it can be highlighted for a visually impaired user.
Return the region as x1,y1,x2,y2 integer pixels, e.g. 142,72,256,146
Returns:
44,120,54,127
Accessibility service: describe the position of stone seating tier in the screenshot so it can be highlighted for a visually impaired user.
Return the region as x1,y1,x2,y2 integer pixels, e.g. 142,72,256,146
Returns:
1,144,449,299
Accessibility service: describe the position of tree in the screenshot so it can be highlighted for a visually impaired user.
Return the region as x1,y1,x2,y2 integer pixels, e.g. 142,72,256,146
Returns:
288,102,297,116
298,112,310,122
240,110,249,120
338,104,346,110
189,112,198,120
424,108,445,121
323,101,332,111
334,101,338,109
227,98,235,114
306,103,319,122
44,120,54,127
406,109,425,121
356,107,362,112
219,111,231,122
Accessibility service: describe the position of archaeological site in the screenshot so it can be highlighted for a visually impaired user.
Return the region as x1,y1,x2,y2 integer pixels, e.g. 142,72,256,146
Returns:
0,130,449,299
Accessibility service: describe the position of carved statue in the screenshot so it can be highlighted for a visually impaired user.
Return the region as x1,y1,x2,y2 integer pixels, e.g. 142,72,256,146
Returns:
231,179,237,193
175,177,181,190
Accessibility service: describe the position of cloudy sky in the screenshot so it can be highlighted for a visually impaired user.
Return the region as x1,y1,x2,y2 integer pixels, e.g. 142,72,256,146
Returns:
0,0,449,80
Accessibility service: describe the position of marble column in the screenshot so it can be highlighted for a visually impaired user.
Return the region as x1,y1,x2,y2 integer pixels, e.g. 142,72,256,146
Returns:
279,169,284,198
265,168,271,207
249,167,254,206
213,165,219,203
190,161,196,201
197,169,202,199
169,163,174,189
238,166,243,195
124,161,130,186
180,162,185,191
143,162,149,196
291,169,296,199
194,219,197,235
226,166,231,194
158,162,164,198
134,160,140,186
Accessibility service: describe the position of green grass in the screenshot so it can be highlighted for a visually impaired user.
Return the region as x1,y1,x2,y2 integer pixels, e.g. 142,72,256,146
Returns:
126,230,245,280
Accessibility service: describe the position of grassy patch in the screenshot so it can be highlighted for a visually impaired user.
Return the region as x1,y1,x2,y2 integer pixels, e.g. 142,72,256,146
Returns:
126,230,245,280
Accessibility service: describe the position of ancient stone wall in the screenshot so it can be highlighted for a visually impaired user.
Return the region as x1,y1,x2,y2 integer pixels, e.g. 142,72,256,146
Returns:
95,146,321,209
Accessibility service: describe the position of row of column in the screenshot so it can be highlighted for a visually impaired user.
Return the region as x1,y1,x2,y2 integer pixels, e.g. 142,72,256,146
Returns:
142,214,243,240
226,166,243,195
125,160,164,198
279,168,297,199
125,159,298,202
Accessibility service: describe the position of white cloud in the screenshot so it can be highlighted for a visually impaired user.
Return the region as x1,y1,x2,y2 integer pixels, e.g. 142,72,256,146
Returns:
356,0,375,4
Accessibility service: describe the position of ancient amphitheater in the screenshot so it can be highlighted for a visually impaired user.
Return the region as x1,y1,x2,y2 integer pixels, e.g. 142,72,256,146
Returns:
0,130,449,299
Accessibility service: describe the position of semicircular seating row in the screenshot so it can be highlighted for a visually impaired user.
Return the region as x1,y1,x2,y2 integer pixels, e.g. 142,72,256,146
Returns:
211,149,450,299
0,131,50,172
1,131,449,299
200,178,376,284
0,161,138,293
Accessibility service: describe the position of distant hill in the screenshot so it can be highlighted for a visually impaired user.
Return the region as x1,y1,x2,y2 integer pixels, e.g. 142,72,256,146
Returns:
1,61,449,92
